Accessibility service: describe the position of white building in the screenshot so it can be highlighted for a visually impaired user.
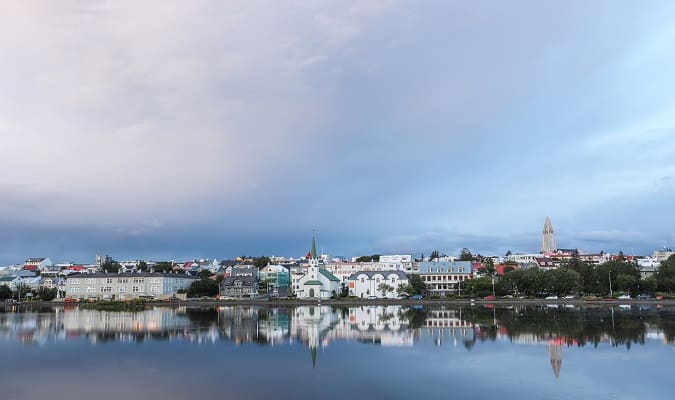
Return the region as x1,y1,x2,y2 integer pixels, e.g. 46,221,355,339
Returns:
654,250,674,262
348,271,409,298
379,255,412,263
65,272,198,300
324,261,407,284
23,257,52,272
637,257,660,278
293,238,341,299
418,261,473,296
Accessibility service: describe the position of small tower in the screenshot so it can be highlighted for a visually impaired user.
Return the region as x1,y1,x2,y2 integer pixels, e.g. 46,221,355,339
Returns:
542,217,557,254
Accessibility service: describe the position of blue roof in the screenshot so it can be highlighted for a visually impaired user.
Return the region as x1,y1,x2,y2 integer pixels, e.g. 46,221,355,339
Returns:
417,261,472,274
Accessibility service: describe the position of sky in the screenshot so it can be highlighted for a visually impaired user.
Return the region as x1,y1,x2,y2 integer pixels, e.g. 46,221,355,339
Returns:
1,1,675,264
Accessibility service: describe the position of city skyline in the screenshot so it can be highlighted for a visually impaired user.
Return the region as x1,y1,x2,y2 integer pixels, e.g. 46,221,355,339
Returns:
1,1,675,263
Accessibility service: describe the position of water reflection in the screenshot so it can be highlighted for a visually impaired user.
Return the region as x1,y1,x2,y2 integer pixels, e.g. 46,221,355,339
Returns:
2,304,675,378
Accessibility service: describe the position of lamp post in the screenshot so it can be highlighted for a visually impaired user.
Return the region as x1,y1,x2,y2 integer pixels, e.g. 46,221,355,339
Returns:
608,270,613,297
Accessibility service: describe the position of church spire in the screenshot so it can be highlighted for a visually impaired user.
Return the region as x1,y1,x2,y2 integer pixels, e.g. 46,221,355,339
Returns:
542,216,557,253
310,236,317,260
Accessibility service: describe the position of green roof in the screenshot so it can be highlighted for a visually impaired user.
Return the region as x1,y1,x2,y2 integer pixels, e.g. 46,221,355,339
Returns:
0,276,17,282
304,280,323,286
319,269,340,282
310,236,317,259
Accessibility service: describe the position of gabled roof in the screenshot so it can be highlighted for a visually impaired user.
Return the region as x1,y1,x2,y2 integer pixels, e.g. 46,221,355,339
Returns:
222,275,258,286
319,268,340,282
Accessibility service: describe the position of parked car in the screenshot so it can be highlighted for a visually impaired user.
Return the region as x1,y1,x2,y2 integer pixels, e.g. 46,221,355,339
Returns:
617,294,631,300
545,295,559,300
410,294,423,300
564,295,576,299
367,295,378,300
502,295,514,299
396,294,409,299
637,294,653,300
483,295,496,300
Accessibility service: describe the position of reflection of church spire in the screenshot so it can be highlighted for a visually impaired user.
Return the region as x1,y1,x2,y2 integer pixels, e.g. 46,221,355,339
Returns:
310,345,317,370
548,340,562,379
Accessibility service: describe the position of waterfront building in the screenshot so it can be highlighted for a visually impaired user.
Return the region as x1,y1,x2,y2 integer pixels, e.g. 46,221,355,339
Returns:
654,249,674,262
324,261,407,284
293,237,341,299
637,257,660,278
418,261,472,296
65,272,198,300
259,264,290,289
347,271,409,298
542,217,557,254
220,276,258,299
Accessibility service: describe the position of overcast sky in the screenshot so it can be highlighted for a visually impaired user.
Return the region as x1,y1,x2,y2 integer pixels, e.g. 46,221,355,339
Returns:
1,1,675,264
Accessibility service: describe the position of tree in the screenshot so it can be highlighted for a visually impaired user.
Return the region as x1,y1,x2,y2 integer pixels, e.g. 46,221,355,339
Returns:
479,258,496,276
36,287,57,301
198,270,214,279
505,250,512,256
254,256,271,269
154,262,174,273
0,285,12,300
408,274,427,295
466,276,494,297
138,261,148,271
101,261,121,273
187,278,219,298
397,283,413,296
639,277,657,294
655,255,675,293
429,250,440,261
378,283,394,298
459,248,473,261
259,280,269,294
356,255,380,262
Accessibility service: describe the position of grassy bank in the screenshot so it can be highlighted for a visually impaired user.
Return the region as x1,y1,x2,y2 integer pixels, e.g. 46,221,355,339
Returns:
80,300,149,311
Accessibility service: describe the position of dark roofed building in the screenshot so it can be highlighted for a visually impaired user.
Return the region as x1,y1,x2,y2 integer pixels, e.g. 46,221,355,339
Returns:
220,276,258,299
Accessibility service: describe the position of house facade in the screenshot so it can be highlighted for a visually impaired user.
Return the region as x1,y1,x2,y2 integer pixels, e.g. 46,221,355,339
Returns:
23,258,52,272
348,271,409,298
65,272,197,300
259,265,290,289
418,261,472,296
220,276,258,299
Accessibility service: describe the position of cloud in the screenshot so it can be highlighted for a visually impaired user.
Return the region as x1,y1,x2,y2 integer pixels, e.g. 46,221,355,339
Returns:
1,1,675,263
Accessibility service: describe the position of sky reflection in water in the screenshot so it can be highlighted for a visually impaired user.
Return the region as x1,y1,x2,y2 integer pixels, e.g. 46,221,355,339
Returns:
0,304,673,400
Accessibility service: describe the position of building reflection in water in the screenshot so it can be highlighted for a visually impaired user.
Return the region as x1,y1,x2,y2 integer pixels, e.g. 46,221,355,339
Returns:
1,304,674,378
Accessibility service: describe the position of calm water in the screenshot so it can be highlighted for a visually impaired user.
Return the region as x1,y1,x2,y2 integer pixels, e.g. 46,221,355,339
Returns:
1,303,674,400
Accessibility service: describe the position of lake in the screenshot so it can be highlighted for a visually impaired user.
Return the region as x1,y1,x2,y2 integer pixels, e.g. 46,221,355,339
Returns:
1,303,673,400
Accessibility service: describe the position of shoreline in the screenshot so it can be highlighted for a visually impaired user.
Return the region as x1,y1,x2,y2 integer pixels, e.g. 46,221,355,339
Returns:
7,298,675,308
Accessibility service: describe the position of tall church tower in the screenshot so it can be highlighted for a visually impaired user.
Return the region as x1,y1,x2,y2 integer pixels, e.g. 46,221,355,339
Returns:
309,236,319,268
542,216,557,254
